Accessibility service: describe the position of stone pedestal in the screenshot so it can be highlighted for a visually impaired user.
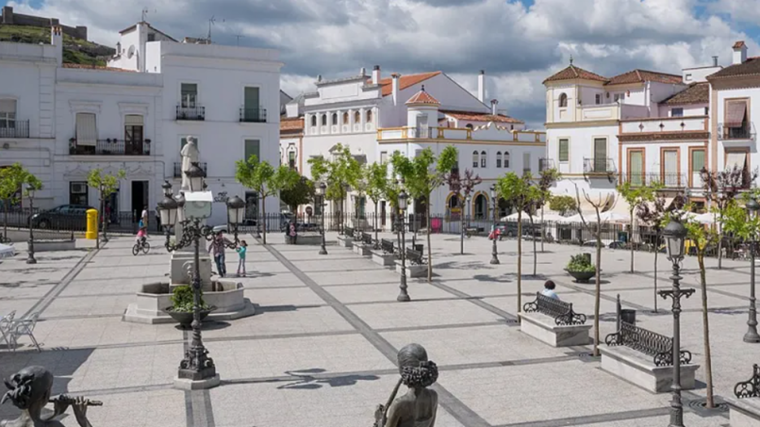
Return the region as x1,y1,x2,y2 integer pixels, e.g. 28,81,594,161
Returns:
337,235,353,248
727,397,760,427
518,311,592,347
174,374,221,390
170,250,212,291
371,250,395,266
353,242,372,256
599,345,700,393
395,261,426,278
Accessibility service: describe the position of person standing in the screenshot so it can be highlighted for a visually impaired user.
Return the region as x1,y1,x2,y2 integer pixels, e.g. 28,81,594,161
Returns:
208,231,229,277
289,221,297,245
236,240,248,277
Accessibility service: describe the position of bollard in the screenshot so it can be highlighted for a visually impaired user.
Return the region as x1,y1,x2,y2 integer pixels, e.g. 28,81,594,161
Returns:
85,209,98,240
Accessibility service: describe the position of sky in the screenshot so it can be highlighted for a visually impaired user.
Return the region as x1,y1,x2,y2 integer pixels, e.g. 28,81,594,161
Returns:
5,0,760,128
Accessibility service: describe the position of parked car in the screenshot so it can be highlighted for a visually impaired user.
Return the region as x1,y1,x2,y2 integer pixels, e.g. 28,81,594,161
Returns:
30,205,93,230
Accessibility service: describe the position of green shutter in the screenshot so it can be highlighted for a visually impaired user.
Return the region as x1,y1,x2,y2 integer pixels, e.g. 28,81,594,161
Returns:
559,139,569,162
630,151,643,186
244,139,260,163
244,87,260,121
594,138,607,172
692,150,705,172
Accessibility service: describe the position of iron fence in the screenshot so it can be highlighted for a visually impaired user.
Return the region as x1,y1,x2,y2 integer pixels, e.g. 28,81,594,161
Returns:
0,120,30,138
0,208,160,235
176,105,205,121
69,138,152,156
239,107,267,123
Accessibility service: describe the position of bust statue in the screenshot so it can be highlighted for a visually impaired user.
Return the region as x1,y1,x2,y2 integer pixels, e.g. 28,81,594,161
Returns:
374,344,438,427
1,366,100,427
180,136,200,192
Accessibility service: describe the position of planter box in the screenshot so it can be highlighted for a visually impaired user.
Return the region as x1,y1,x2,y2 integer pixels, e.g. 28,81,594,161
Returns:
727,397,760,427
353,242,372,256
337,235,353,248
518,311,592,347
35,239,76,252
600,345,700,393
371,250,395,266
281,234,322,245
566,270,595,283
395,261,426,278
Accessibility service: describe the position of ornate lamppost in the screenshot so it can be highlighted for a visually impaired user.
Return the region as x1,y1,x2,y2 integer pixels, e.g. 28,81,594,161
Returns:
745,196,760,343
397,189,410,302
157,165,245,389
316,182,328,255
490,184,499,265
660,219,695,427
26,183,36,265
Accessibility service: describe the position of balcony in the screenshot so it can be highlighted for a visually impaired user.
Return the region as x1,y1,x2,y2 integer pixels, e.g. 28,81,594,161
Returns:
69,138,151,156
173,162,207,178
719,122,755,142
0,120,30,138
376,126,546,144
583,158,617,182
619,116,709,142
623,173,689,188
239,107,267,123
176,105,205,121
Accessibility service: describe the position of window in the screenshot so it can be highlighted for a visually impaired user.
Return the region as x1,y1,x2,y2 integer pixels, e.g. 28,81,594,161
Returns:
124,115,144,155
480,151,487,168
366,109,373,123
523,152,531,175
614,93,622,102
472,151,479,168
685,73,692,82
559,93,568,108
0,99,16,130
474,194,487,219
691,149,705,188
725,100,750,139
244,139,260,162
245,191,259,221
629,149,644,186
663,149,678,186
243,87,261,121
593,138,607,172
595,94,602,105
75,113,97,147
343,112,349,124
147,33,156,42
671,108,684,117
354,111,361,123
504,152,510,168
558,139,569,162
288,151,296,169
321,114,327,126
310,115,317,127
69,182,88,206
380,151,388,163
331,113,338,126
496,151,502,168
704,107,709,116
180,83,198,108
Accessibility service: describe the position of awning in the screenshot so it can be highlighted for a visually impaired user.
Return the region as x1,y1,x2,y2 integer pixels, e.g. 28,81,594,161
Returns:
726,102,747,128
0,99,16,114
125,114,143,126
725,152,747,171
76,113,97,147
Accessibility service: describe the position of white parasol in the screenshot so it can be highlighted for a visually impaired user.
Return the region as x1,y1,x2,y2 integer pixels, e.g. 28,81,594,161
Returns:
0,243,15,260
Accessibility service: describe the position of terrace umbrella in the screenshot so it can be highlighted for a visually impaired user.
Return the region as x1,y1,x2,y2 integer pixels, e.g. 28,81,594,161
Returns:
0,244,15,260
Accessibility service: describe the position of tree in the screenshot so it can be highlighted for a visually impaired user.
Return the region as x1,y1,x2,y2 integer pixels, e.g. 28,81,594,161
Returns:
617,181,661,273
531,168,560,257
549,195,577,216
0,164,40,242
236,155,299,244
309,144,361,232
280,176,315,213
496,172,542,313
87,168,126,248
445,167,481,255
392,146,458,282
366,162,389,247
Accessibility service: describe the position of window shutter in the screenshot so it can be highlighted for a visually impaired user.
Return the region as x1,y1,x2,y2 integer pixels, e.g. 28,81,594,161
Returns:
125,115,143,126
245,139,260,162
76,113,97,146
0,99,16,113
726,102,747,128
630,151,643,185
559,139,569,162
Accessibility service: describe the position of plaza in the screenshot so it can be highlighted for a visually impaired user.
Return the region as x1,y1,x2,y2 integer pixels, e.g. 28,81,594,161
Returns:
0,231,754,426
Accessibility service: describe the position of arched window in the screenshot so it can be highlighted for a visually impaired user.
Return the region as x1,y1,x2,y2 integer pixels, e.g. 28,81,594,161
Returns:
321,114,327,126
354,111,361,123
310,115,317,127
331,113,338,125
496,151,502,168
446,193,461,219
474,194,488,219
480,151,487,168
472,151,479,168
466,124,474,130
343,112,349,124
366,109,373,123
504,152,510,168
559,93,568,108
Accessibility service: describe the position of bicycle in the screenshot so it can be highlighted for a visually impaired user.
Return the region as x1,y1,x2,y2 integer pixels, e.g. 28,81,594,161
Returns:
132,237,150,256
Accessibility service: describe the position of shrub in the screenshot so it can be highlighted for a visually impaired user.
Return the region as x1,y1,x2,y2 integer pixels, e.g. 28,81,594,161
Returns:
170,285,208,312
566,254,595,273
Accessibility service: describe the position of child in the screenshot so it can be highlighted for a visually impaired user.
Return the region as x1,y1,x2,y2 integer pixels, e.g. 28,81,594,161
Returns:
136,218,147,244
236,240,248,277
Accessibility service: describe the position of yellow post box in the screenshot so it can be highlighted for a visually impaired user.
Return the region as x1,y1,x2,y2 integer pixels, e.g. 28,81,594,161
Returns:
86,209,98,240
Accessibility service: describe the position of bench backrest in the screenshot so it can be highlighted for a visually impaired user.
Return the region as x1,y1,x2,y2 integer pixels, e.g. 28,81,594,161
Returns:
345,227,354,238
405,248,425,265
362,232,373,245
523,292,586,325
381,239,394,254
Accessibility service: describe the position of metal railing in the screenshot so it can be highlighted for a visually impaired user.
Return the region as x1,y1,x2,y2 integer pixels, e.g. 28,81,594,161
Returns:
173,162,207,178
719,122,755,140
176,105,205,121
622,173,689,188
69,139,151,156
239,107,267,123
583,158,616,174
0,120,30,138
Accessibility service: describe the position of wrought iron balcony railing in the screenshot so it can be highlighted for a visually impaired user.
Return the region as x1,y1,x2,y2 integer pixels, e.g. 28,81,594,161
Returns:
176,105,205,121
718,122,756,141
0,120,30,138
239,107,267,123
583,158,616,174
69,138,151,156
173,162,207,178
623,173,689,188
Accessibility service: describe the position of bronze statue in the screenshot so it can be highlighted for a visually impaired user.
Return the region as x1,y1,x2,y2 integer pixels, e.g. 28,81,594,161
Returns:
1,366,100,427
374,343,439,427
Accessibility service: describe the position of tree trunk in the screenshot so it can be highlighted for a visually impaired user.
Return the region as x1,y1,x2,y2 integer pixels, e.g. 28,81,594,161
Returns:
629,213,635,273
460,196,465,255
530,216,537,276
3,199,7,242
698,253,715,408
517,211,523,314
262,195,267,245
653,241,658,313
374,202,379,246
718,231,723,269
426,198,432,283
593,212,602,357
540,207,545,253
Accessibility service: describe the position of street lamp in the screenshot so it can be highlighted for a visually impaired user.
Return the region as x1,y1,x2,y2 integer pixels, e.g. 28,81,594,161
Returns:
745,196,760,343
490,184,499,265
660,218,695,427
397,189,410,302
316,182,328,255
26,183,36,265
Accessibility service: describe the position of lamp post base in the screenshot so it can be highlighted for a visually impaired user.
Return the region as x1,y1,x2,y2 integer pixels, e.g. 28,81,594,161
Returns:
743,328,760,343
397,292,410,302
490,255,500,265
173,374,220,390
319,246,328,255
26,255,37,264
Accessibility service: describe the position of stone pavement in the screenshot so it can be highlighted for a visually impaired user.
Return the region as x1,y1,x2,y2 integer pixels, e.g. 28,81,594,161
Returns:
0,230,752,426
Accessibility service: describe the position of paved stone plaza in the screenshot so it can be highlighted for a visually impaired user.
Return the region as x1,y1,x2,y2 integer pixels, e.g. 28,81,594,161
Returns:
1,231,755,426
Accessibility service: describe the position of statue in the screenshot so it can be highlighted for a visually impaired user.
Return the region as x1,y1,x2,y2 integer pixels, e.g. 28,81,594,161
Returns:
1,366,101,427
180,136,200,192
373,344,438,427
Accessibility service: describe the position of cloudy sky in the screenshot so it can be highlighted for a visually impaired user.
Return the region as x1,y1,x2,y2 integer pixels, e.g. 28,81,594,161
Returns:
5,0,760,127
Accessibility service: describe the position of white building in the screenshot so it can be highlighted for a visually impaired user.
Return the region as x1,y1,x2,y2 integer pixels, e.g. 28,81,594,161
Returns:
281,67,546,230
0,20,283,226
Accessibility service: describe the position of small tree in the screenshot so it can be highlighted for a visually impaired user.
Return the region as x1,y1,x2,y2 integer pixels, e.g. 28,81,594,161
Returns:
549,195,577,216
87,168,125,247
392,146,458,282
531,168,560,258
236,156,299,244
445,167,481,255
0,163,31,242
617,181,661,273
309,144,360,232
280,176,315,213
496,172,542,312
366,162,389,247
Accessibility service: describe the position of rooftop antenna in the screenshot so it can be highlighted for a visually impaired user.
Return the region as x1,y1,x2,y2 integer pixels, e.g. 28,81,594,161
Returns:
569,55,574,65
141,7,149,22
207,15,225,43
235,34,244,46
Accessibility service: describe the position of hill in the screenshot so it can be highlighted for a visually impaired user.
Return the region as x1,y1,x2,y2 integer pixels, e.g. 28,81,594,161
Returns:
0,24,114,66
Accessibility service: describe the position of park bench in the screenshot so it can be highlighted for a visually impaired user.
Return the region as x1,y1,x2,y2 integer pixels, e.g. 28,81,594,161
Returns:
600,295,700,393
518,292,591,347
726,364,760,426
464,227,483,238
361,231,373,246
405,248,426,265
345,227,355,238
337,227,354,248
352,231,374,257
395,248,427,278
372,239,397,267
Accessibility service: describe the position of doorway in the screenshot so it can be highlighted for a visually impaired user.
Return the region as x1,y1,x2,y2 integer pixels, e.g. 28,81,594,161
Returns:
380,201,386,228
131,181,149,221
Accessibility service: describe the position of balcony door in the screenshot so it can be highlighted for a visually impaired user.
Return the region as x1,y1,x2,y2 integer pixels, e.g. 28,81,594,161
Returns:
244,87,261,122
628,148,644,186
662,149,679,187
593,138,607,172
690,148,705,189
0,99,16,138
124,115,144,155
725,99,750,139
181,83,197,108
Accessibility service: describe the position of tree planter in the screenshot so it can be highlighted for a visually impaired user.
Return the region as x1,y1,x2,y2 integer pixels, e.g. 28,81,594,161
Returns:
165,306,217,328
566,269,595,283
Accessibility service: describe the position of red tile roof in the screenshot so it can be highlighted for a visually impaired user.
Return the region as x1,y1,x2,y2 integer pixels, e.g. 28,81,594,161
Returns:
606,69,682,86
62,63,136,72
405,86,440,105
707,57,760,79
280,117,304,132
661,82,709,105
734,41,747,49
376,72,441,96
441,110,524,124
543,65,608,84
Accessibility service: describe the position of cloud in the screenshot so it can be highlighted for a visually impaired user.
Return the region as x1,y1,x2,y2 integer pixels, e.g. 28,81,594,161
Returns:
7,0,760,127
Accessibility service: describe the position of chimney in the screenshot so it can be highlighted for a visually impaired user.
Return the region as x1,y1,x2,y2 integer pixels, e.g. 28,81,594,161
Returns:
733,41,748,65
712,56,719,67
50,26,63,66
478,70,486,103
491,99,499,115
391,73,401,106
372,65,381,85
360,67,366,76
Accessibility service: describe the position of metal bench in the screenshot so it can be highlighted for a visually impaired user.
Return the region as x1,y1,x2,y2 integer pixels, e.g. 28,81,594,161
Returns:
464,227,483,238
736,364,760,399
523,292,586,326
381,239,395,255
361,231,373,246
345,227,355,238
405,248,426,265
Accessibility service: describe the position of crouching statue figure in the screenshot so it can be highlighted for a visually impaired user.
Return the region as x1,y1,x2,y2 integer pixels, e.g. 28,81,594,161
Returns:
1,366,101,427
373,343,439,427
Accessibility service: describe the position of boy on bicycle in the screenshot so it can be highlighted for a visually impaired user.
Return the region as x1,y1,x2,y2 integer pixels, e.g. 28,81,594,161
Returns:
136,218,147,244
